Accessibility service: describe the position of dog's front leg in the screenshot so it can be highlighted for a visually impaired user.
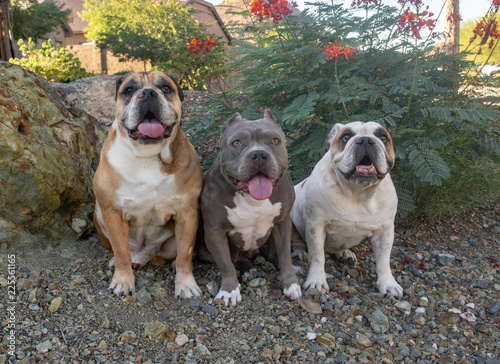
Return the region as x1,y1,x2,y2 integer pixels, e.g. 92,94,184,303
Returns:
372,223,403,297
102,209,135,296
205,228,241,306
269,218,302,300
304,221,329,291
174,209,202,299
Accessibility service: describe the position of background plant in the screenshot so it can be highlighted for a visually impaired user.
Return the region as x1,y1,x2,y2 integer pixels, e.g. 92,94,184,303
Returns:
11,0,72,43
190,0,500,220
9,38,92,82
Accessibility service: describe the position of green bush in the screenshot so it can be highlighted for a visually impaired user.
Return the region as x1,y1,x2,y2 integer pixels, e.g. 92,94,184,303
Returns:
10,38,92,83
189,0,500,220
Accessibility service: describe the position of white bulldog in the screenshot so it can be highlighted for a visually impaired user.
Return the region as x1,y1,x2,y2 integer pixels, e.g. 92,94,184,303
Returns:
291,121,403,297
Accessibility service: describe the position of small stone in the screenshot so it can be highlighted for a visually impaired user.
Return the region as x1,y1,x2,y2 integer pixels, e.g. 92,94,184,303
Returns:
419,297,429,306
486,302,500,315
48,297,63,313
193,343,211,356
249,278,265,287
144,321,168,340
356,333,373,347
29,303,40,311
367,309,389,334
261,348,273,361
413,315,426,325
299,299,322,314
119,331,136,341
149,287,167,298
306,332,317,340
158,329,176,342
317,333,335,348
121,295,136,303
201,305,219,317
471,279,489,289
154,301,165,311
71,277,84,285
101,316,110,329
133,288,152,303
77,303,84,311
35,340,52,353
394,300,412,313
0,354,6,364
206,281,219,296
460,312,477,322
48,283,57,291
28,288,39,303
97,340,108,350
175,333,189,347
437,312,460,325
435,253,455,266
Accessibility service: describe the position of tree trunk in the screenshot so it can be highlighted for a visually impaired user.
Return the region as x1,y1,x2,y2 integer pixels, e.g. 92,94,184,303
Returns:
444,0,460,54
0,0,14,60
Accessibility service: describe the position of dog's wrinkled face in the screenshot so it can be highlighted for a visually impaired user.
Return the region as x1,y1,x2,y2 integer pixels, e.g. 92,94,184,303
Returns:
115,71,184,145
218,110,288,200
327,121,395,187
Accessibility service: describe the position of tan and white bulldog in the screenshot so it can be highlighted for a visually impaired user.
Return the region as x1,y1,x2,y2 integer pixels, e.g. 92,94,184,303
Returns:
291,121,403,297
93,71,203,298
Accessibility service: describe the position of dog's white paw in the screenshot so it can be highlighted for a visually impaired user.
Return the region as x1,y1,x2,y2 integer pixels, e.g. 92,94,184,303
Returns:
377,276,403,297
303,271,329,292
109,271,135,296
335,249,357,261
175,274,202,299
215,285,242,306
283,283,302,300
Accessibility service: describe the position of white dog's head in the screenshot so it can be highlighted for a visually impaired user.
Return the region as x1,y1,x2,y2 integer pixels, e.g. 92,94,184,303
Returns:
326,121,395,187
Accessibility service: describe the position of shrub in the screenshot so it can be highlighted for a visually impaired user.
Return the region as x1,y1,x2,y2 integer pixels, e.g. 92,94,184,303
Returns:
190,0,500,220
10,38,92,83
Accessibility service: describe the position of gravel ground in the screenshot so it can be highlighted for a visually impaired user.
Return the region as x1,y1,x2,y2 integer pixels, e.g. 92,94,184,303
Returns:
0,93,499,364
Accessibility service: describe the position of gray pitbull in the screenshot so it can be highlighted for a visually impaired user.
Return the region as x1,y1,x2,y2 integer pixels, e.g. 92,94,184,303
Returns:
199,110,302,306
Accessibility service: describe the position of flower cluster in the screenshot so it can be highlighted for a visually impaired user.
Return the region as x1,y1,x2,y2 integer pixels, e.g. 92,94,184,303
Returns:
351,0,379,7
248,0,297,23
319,42,354,60
188,36,216,60
398,7,435,38
471,19,500,49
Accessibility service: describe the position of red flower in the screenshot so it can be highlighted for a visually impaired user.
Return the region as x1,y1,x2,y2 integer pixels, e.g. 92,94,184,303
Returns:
319,42,355,60
398,6,435,39
248,0,297,23
188,36,217,60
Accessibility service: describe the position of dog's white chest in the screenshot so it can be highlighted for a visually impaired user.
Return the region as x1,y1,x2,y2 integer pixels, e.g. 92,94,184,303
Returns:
226,193,282,251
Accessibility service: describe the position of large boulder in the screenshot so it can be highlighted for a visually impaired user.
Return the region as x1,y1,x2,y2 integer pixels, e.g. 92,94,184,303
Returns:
52,75,119,129
0,62,106,245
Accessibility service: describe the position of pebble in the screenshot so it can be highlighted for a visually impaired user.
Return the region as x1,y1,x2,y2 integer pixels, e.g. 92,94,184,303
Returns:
119,331,136,341
317,333,335,348
35,340,52,353
394,300,412,313
154,301,165,311
101,316,110,329
175,334,189,347
435,253,456,265
471,279,490,289
487,302,500,314
48,297,63,313
206,281,219,296
299,299,322,314
356,333,373,347
193,343,211,356
367,309,389,333
437,312,460,325
133,287,152,303
460,312,477,322
306,332,317,340
201,305,219,317
144,321,168,339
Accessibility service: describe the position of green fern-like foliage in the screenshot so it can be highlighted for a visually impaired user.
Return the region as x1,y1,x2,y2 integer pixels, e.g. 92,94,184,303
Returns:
189,1,500,220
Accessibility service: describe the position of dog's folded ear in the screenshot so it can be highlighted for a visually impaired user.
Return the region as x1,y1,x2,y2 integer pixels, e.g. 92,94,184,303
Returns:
326,123,346,146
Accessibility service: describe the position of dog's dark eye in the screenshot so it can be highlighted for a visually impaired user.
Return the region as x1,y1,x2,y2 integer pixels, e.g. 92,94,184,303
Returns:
379,135,388,143
123,86,134,95
342,134,351,143
161,85,171,93
232,140,241,147
272,137,280,145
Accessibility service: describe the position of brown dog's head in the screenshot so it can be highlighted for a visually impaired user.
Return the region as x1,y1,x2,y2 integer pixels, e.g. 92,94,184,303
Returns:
326,121,395,187
115,71,184,145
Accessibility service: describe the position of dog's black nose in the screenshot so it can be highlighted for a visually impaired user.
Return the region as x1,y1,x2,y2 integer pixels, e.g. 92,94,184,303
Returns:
138,88,158,99
249,150,268,165
356,137,375,145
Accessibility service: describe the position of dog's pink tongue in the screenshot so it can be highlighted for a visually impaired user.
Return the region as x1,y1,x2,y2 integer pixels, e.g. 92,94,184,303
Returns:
137,119,164,138
356,164,376,174
248,174,273,200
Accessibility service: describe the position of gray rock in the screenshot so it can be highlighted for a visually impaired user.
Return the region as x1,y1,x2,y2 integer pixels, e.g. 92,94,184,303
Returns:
486,302,500,315
35,340,52,353
472,279,489,289
206,281,219,296
435,253,455,266
201,305,219,317
367,309,390,333
133,288,152,303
